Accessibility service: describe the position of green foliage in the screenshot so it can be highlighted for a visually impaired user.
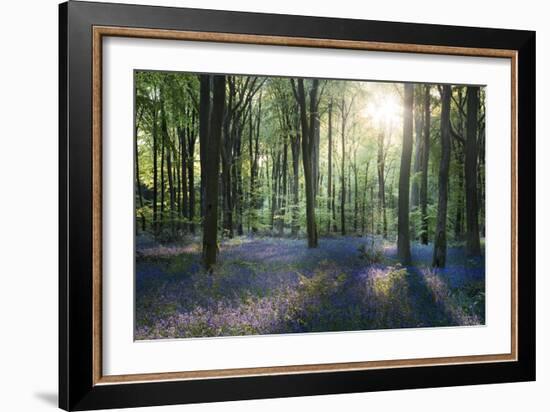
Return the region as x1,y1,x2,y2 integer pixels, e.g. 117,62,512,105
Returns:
134,69,485,256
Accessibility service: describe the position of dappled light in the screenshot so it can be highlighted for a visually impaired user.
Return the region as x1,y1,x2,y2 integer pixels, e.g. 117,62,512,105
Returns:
135,71,486,339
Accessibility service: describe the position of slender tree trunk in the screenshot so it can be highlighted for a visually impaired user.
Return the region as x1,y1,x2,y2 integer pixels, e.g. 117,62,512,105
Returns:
398,84,414,265
454,145,464,241
221,114,234,238
377,132,387,238
166,143,175,238
270,149,278,230
178,127,188,231
232,121,244,236
348,163,352,206
353,151,358,233
279,140,288,235
341,98,346,236
465,86,482,256
420,85,430,245
292,78,319,248
152,103,159,236
332,181,337,232
313,112,320,198
159,113,166,233
370,185,375,237
249,97,261,233
411,88,423,211
176,131,182,231
187,110,196,234
433,85,452,268
135,109,146,232
291,128,301,236
327,100,333,233
202,75,225,270
361,162,369,235
199,75,211,220
478,114,486,237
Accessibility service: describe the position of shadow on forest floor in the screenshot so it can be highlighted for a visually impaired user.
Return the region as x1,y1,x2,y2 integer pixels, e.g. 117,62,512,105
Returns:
135,236,485,340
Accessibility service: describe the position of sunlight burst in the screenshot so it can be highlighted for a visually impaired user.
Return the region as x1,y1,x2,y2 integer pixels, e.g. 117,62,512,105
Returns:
363,96,402,126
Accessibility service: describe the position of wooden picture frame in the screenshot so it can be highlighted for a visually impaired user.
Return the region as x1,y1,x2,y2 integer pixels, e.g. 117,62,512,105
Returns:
59,1,535,410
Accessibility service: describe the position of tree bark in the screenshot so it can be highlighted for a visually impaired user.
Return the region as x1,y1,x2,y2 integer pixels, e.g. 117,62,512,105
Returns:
202,75,225,270
397,84,414,265
178,126,188,230
221,107,233,238
340,98,347,236
454,144,464,241
290,113,301,236
152,99,159,236
420,85,430,245
248,96,261,233
465,86,482,256
327,100,333,233
313,112,321,198
186,110,197,234
279,140,288,235
159,105,166,233
432,85,452,268
199,75,210,220
411,86,423,211
165,139,175,238
135,107,146,231
377,132,387,238
292,78,319,248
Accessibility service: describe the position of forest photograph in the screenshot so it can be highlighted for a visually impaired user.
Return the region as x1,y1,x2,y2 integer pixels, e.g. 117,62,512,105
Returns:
134,71,486,340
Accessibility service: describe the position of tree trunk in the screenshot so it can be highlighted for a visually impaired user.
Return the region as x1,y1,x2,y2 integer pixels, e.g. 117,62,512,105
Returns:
199,75,210,220
420,85,430,245
464,86,482,256
291,125,301,236
232,121,244,236
377,132,387,238
166,142,175,238
292,78,319,248
340,98,346,236
178,126,188,231
202,75,225,270
279,140,288,236
432,85,452,268
353,150,358,233
270,149,279,230
186,110,197,234
160,99,176,238
135,108,146,232
411,87,423,211
454,145,464,241
397,84,414,265
159,115,165,233
313,112,321,198
152,102,159,236
327,100,333,233
221,113,233,238
249,96,261,233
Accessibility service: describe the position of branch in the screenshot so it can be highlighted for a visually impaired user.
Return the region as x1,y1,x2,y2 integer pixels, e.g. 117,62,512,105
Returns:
450,123,465,145
451,93,467,118
290,78,299,102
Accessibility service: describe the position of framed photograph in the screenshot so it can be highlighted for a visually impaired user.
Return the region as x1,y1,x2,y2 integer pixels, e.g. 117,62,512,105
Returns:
59,1,535,410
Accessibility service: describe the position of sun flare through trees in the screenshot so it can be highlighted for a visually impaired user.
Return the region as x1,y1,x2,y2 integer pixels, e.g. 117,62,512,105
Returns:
134,72,486,340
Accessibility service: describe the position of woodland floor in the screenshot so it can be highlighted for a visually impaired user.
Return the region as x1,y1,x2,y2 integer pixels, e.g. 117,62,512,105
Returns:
135,235,485,340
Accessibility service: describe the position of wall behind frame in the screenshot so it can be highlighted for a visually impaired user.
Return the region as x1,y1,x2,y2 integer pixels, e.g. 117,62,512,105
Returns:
0,0,546,412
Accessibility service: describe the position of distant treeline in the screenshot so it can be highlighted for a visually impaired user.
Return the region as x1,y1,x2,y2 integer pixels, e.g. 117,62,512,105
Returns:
135,72,485,268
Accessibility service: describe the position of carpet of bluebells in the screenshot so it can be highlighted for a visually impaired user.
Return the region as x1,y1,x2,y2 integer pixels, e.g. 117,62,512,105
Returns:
135,235,485,340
